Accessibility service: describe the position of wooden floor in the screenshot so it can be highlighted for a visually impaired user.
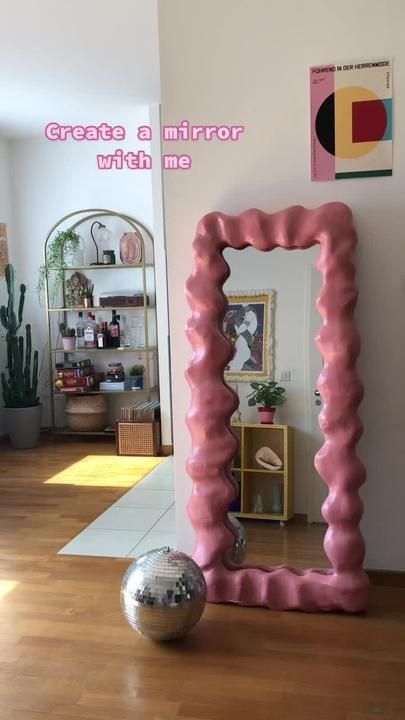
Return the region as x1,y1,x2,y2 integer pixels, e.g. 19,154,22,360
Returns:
0,439,405,720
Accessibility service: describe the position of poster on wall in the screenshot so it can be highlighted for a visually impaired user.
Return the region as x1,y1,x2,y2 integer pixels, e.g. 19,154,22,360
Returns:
223,290,274,382
310,58,393,181
0,223,9,277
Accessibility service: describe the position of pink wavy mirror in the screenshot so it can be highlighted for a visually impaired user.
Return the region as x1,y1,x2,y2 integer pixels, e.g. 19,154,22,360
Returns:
185,202,369,612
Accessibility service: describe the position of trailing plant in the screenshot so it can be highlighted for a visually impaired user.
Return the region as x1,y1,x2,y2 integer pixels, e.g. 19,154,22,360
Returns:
37,228,81,300
59,322,76,337
129,364,145,376
1,264,39,408
247,380,286,409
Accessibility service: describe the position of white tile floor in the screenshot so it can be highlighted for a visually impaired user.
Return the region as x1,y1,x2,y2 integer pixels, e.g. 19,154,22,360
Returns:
59,456,176,559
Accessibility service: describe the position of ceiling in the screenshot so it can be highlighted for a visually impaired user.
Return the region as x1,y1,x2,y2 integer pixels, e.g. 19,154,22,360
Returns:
0,0,160,136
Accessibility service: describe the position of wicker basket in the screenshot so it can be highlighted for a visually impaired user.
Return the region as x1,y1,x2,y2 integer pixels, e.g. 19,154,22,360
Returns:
116,421,160,456
65,395,108,432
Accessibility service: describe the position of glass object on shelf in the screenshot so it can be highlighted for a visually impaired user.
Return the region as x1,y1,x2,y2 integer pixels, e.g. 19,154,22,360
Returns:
253,493,264,513
76,312,85,349
271,484,283,514
109,309,120,348
64,235,84,265
129,316,145,348
84,312,97,348
90,222,115,265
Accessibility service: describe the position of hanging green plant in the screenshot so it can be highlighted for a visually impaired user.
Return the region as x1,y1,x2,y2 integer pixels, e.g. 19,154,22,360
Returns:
37,228,81,302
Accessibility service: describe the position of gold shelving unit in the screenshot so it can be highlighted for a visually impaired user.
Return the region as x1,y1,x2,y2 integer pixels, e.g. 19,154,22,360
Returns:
44,208,159,436
230,423,294,525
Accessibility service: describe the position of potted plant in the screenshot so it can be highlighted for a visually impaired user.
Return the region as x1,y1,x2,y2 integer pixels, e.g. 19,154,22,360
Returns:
81,284,94,308
37,228,82,302
1,264,42,449
247,380,286,424
129,364,144,389
59,322,76,351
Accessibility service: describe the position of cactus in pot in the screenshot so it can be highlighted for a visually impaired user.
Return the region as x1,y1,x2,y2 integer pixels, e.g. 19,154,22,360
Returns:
59,322,76,351
1,264,42,448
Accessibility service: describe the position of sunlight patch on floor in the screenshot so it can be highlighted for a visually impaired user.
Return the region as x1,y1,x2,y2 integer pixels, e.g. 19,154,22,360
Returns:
0,580,18,601
44,455,163,488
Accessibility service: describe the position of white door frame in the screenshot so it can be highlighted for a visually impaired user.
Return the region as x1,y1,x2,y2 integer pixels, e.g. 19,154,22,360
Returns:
304,264,326,523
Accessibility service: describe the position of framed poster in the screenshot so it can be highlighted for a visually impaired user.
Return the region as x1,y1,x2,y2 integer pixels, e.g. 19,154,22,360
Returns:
223,290,274,382
310,58,393,180
0,223,8,277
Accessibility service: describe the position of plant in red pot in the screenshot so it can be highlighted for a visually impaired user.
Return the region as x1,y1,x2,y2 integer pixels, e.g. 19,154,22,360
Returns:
247,380,286,424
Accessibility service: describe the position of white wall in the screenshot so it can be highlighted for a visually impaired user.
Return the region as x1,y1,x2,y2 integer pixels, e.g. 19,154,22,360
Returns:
159,0,405,570
0,0,159,135
223,246,319,513
7,106,172,444
0,139,13,435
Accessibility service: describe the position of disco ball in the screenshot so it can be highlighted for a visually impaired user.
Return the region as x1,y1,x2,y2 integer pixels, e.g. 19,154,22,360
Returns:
226,513,247,564
121,547,207,642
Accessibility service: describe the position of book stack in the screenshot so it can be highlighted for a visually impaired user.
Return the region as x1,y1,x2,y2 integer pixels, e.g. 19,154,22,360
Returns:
54,359,104,393
120,400,160,423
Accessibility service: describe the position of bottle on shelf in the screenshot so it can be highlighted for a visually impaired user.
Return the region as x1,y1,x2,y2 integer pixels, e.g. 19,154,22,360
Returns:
97,321,108,349
84,312,97,348
76,311,85,349
109,309,120,348
129,316,144,348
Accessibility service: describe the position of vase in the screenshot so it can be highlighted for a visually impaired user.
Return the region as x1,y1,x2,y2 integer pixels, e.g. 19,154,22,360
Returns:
64,236,84,266
62,337,77,351
258,407,275,424
131,375,144,390
83,297,93,308
271,484,283,515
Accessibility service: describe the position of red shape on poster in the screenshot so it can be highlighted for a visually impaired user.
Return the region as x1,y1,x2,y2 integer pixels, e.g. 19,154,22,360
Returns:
352,99,387,143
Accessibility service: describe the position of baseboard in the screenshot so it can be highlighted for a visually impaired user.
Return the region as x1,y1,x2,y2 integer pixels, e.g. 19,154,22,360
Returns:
367,570,405,588
160,444,173,456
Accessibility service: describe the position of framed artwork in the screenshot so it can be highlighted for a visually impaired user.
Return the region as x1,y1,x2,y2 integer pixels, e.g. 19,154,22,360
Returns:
0,223,9,277
310,58,393,180
223,290,274,382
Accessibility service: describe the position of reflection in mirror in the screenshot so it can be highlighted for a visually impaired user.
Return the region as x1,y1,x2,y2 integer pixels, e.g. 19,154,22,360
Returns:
223,245,329,571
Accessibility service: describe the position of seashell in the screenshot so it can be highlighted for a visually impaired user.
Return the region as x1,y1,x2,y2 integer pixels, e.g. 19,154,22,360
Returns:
255,446,283,471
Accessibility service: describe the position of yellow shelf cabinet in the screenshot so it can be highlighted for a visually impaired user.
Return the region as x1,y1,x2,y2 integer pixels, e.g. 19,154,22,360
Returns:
230,423,294,525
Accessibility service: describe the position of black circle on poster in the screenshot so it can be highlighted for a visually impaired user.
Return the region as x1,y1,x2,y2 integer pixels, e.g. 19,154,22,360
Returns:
315,93,335,156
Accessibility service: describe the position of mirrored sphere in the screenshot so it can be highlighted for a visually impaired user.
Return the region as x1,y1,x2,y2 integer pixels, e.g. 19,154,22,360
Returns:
121,547,207,642
227,513,247,564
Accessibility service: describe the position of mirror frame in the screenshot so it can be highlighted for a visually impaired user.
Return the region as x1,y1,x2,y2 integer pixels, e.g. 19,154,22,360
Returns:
185,202,369,612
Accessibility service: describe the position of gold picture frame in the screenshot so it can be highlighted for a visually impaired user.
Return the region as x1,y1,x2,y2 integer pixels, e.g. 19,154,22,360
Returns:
223,289,274,382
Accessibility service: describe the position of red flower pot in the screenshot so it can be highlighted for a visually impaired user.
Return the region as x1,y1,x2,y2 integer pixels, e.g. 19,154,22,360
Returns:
258,407,276,424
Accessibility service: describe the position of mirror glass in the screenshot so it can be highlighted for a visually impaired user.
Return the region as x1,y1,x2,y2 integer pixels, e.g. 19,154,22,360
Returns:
223,245,329,570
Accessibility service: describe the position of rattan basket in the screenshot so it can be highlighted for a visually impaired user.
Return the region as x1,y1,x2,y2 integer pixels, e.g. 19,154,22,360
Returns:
116,421,160,456
65,395,108,432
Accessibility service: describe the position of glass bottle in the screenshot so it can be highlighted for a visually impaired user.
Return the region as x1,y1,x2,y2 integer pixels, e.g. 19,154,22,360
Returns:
84,312,97,348
129,316,144,348
76,311,85,349
109,309,120,348
97,322,105,349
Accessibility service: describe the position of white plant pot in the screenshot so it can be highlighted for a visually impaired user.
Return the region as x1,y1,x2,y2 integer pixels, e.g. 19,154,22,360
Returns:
62,337,77,351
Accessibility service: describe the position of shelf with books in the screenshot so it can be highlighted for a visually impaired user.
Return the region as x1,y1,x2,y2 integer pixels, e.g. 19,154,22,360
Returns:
53,387,159,396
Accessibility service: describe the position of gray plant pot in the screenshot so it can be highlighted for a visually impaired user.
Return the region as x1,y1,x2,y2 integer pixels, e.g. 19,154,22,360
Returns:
5,404,42,449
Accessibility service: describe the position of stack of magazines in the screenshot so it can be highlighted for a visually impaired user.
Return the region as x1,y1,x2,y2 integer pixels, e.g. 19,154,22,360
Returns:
120,400,160,423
